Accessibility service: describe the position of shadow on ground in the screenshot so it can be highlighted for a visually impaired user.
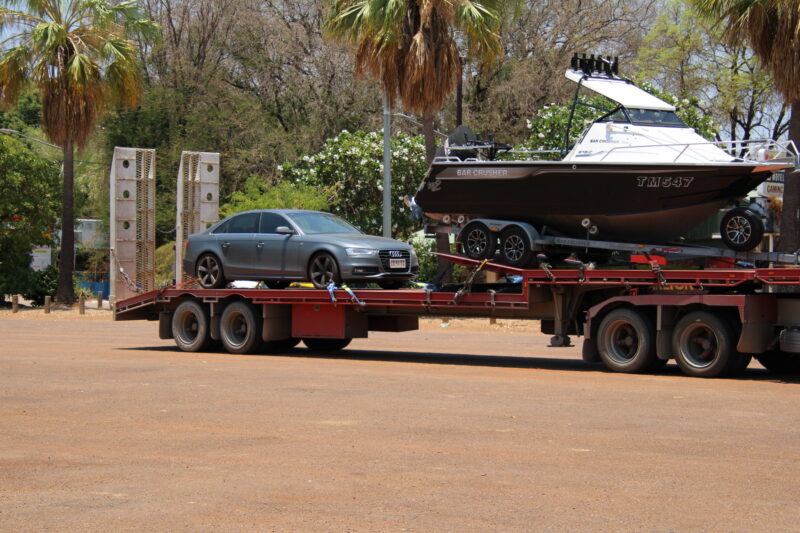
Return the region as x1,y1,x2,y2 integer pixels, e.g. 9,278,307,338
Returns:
117,345,800,384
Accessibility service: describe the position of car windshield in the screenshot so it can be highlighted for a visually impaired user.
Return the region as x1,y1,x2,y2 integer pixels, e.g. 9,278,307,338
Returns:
288,212,362,235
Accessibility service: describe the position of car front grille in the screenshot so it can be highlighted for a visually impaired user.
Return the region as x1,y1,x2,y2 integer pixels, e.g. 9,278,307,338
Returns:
379,250,411,272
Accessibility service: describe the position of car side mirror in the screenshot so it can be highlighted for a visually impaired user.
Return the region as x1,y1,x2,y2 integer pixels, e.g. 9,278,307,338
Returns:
276,226,294,235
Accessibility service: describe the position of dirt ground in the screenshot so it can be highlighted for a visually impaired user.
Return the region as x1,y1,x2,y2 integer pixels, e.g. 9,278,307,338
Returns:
1,308,799,532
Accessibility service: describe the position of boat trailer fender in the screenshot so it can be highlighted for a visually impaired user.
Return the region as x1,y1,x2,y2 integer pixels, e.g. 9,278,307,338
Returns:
467,219,542,250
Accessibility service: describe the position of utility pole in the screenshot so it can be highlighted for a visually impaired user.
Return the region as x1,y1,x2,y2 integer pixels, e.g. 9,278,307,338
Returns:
456,56,463,127
382,92,392,238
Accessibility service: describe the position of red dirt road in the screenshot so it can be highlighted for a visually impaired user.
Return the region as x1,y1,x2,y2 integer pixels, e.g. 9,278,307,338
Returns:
1,313,799,532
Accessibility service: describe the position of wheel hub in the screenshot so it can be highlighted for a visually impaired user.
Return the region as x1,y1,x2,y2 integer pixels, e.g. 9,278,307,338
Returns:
608,322,639,362
725,216,751,244
467,229,487,255
503,235,524,262
682,325,718,367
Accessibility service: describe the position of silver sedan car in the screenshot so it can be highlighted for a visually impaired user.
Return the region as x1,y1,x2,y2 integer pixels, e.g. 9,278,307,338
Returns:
184,209,418,289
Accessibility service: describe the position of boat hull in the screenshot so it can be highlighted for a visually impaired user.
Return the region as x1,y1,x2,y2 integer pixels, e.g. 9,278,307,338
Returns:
414,161,777,242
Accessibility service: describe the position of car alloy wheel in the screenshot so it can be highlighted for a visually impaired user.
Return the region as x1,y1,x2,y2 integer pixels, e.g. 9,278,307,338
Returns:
309,253,340,289
196,254,225,289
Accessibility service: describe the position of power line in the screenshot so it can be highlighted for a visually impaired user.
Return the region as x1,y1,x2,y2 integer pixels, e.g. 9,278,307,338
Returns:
0,128,106,165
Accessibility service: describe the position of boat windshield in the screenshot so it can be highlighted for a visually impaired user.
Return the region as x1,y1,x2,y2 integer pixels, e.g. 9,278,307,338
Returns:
599,108,686,127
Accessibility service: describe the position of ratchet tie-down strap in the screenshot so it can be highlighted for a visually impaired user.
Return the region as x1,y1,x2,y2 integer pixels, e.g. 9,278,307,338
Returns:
326,282,365,308
644,254,668,286
452,259,489,305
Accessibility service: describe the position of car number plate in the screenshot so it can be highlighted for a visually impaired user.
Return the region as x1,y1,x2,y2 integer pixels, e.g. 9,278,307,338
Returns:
389,258,406,269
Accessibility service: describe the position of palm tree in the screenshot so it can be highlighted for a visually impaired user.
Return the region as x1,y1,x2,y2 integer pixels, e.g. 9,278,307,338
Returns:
0,0,159,303
326,0,505,163
327,0,506,276
692,0,800,252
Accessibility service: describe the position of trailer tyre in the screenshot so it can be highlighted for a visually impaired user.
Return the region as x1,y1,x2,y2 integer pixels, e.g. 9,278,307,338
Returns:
220,301,263,354
720,207,764,252
597,308,658,373
499,226,533,267
460,222,496,260
172,300,210,352
303,338,352,352
672,311,736,378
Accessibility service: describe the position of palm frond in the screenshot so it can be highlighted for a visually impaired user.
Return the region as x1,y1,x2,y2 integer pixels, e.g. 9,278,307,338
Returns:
0,7,44,29
327,0,503,115
0,0,159,148
692,0,800,101
0,46,31,107
2,0,52,18
31,20,68,52
455,0,502,61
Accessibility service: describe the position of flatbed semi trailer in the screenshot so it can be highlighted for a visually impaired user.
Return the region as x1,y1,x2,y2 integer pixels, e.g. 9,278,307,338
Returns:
114,253,800,378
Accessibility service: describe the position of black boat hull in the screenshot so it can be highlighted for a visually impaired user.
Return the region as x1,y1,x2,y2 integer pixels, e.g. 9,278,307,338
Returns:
414,161,777,242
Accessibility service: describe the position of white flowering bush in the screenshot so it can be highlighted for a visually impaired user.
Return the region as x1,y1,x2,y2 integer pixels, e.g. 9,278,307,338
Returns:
522,85,717,156
520,95,613,158
280,130,427,238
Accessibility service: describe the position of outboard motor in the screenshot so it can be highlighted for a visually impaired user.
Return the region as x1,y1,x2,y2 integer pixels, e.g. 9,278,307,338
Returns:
436,125,479,161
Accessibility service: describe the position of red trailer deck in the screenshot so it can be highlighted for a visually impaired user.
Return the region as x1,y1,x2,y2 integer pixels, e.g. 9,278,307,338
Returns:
114,254,800,378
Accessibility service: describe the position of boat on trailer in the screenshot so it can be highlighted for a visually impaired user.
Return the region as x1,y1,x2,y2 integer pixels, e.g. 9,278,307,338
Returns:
412,55,797,254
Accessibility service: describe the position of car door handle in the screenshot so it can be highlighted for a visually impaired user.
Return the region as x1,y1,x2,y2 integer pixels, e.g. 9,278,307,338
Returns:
257,242,264,248
221,241,230,249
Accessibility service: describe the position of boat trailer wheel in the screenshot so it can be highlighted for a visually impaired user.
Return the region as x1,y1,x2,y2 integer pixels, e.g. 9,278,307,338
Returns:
720,207,764,252
499,226,533,267
460,222,496,260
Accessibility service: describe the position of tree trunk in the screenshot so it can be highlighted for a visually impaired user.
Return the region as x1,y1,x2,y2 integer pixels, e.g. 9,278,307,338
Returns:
422,112,436,163
456,57,463,128
778,101,800,253
422,112,451,282
55,142,75,305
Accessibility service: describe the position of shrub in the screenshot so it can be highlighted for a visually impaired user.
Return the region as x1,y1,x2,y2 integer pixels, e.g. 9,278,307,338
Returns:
22,265,59,306
221,177,329,218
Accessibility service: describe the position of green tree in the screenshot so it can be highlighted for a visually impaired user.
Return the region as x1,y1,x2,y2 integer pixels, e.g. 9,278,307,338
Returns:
325,0,506,162
692,0,800,251
221,178,329,218
280,130,426,238
0,0,160,303
0,89,40,130
636,0,788,144
0,135,60,298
